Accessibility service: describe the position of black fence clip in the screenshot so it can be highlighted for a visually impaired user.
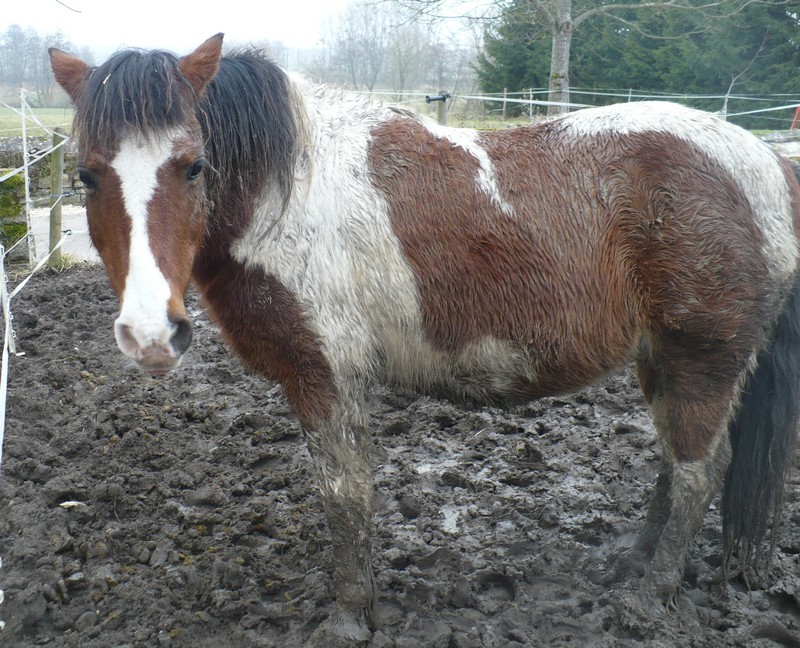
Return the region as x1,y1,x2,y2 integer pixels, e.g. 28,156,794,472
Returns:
425,93,451,104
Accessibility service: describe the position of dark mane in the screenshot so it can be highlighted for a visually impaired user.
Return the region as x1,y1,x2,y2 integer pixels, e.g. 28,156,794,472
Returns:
74,48,194,155
199,50,299,216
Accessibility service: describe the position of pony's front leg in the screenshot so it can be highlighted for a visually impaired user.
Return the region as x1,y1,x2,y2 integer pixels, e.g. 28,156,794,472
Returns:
306,410,376,646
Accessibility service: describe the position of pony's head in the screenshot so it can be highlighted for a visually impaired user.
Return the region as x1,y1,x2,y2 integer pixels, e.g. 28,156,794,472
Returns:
49,34,224,375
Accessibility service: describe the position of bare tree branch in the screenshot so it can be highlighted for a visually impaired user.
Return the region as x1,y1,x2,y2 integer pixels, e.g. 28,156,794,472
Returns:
394,0,790,27
55,0,81,13
575,0,785,25
573,0,790,28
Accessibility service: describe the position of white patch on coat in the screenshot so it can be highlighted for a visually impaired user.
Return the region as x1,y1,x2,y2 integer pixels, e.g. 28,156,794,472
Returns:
110,131,179,353
561,101,798,278
423,117,514,215
231,82,530,401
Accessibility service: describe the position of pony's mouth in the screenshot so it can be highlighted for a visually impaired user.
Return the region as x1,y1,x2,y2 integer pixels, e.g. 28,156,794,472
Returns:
132,353,183,376
145,368,171,378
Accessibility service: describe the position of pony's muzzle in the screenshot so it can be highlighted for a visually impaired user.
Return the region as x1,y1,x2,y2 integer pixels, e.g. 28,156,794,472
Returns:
114,315,193,375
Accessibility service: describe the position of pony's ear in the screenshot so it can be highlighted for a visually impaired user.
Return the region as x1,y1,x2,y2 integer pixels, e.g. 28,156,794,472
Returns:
49,48,90,103
179,33,224,96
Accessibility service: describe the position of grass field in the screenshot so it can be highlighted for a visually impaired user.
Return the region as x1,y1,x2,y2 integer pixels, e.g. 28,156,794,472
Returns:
0,107,73,138
0,105,523,136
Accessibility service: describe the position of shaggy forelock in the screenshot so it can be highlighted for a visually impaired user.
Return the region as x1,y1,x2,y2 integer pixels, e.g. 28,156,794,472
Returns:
74,48,197,155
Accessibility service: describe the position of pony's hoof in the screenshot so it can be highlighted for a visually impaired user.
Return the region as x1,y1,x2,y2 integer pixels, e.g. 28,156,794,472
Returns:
605,547,650,585
614,590,654,633
309,606,373,647
642,564,683,613
612,588,671,639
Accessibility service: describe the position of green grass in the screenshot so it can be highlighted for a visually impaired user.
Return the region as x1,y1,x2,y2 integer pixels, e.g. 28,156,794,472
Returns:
449,115,540,130
0,107,73,138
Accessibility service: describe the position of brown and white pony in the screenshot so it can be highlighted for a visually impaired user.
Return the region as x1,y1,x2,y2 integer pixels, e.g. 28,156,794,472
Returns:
50,34,800,644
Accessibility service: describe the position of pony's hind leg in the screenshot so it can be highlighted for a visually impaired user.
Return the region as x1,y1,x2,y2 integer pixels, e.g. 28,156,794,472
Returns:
631,458,671,566
639,356,738,610
644,430,731,609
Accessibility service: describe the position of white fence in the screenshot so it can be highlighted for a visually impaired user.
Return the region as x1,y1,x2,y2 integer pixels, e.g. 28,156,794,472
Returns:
363,87,800,127
0,91,73,633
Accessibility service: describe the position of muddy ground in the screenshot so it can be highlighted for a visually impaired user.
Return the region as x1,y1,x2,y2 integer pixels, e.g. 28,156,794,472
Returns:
1,264,799,647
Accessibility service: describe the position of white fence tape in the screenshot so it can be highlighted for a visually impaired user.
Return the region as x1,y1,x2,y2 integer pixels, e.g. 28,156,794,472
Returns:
0,229,71,463
0,138,68,185
0,556,4,631
0,89,73,635
349,87,800,122
0,230,71,635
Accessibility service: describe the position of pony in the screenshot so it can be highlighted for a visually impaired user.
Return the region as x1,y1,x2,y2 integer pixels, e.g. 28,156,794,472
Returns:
50,34,800,644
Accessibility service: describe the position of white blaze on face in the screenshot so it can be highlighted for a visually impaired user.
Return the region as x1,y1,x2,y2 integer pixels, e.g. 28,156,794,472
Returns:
110,132,177,356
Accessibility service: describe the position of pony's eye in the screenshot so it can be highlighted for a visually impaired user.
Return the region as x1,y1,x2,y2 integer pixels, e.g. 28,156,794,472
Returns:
186,159,206,181
77,168,97,191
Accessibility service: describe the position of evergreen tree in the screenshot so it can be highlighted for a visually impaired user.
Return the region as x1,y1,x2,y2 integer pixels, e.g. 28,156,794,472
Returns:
475,0,800,125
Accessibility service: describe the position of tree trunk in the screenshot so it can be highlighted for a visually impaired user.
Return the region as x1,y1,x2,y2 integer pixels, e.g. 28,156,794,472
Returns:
548,0,573,115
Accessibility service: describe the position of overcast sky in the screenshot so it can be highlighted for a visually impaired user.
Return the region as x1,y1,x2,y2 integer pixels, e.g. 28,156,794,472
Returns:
5,0,352,58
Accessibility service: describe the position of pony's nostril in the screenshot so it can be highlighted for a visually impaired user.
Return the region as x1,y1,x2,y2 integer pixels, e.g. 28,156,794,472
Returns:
169,317,193,356
115,322,143,360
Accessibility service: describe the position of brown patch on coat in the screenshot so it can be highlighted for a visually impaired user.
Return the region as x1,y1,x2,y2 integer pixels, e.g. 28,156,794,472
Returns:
607,131,772,462
148,137,208,320
368,117,771,461
81,157,131,300
196,258,336,428
368,117,641,398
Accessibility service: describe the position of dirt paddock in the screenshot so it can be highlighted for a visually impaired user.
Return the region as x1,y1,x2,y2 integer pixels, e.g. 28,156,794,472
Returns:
1,265,799,647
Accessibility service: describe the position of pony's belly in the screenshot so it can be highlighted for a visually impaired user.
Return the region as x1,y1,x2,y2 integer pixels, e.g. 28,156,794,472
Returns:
378,320,640,407
380,334,605,406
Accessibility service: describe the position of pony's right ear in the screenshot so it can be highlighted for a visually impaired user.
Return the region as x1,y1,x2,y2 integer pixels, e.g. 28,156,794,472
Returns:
179,33,224,97
49,48,90,103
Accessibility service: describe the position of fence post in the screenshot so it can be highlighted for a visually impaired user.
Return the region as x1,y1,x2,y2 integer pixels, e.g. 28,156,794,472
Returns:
437,91,448,126
529,88,534,120
20,90,36,266
425,93,450,126
49,129,66,268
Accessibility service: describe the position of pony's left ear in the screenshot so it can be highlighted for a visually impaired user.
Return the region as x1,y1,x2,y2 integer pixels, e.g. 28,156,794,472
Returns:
179,33,224,96
49,48,91,103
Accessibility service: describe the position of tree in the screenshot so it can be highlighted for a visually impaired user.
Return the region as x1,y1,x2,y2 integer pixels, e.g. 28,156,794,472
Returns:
319,1,479,98
331,2,393,90
1,25,38,86
387,23,431,98
0,26,88,106
400,0,793,114
475,4,551,99
476,0,800,126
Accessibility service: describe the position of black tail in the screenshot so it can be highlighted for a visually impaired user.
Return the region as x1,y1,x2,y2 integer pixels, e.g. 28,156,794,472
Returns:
722,270,800,576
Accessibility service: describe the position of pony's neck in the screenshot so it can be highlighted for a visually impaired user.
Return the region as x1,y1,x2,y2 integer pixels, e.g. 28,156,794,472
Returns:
192,52,305,286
